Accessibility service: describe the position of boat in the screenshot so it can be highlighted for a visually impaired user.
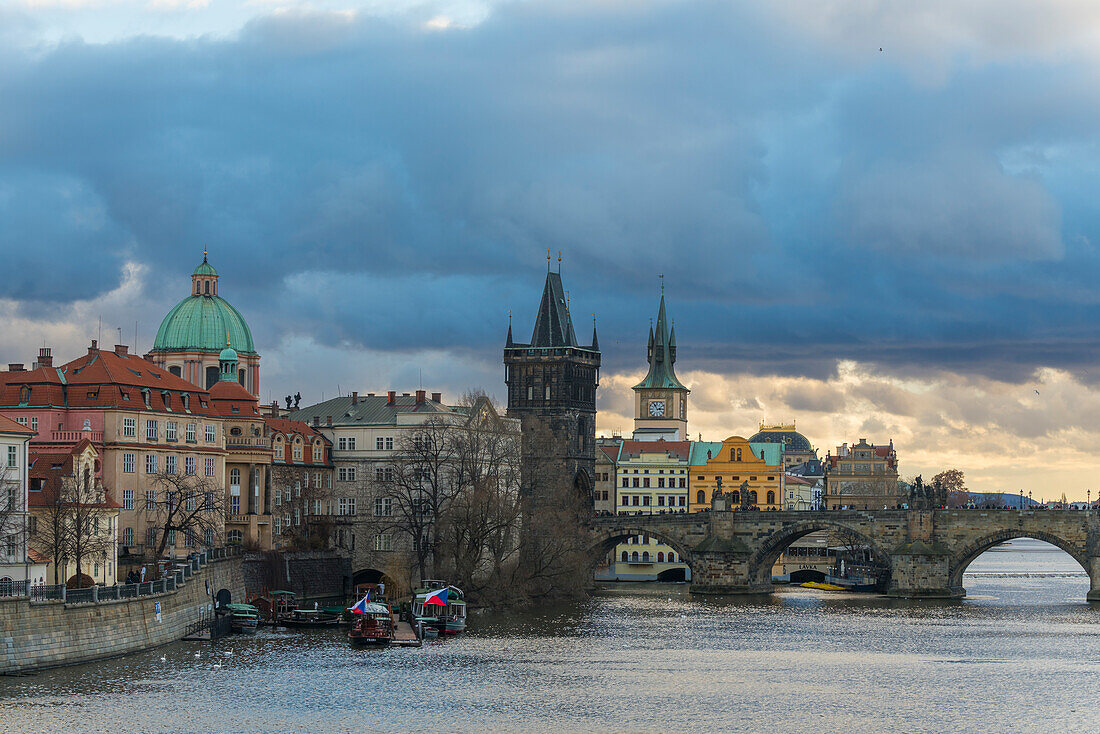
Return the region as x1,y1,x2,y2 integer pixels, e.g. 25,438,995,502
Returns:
225,603,260,633
348,603,395,646
800,582,847,591
277,608,344,628
250,590,298,626
408,581,466,635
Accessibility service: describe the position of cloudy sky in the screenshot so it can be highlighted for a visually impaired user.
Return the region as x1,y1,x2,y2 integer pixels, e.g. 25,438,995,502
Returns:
4,0,1100,499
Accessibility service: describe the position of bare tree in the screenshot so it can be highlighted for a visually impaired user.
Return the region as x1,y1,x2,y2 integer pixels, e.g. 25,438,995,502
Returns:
27,468,113,587
933,469,968,508
374,417,459,581
0,467,27,567
147,471,224,560
270,465,335,550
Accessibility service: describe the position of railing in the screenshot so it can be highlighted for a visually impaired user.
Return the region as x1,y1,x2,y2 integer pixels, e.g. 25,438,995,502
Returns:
49,430,104,443
2,546,240,605
226,436,270,448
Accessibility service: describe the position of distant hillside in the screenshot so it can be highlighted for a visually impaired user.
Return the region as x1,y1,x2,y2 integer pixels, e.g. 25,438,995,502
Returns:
966,492,1040,508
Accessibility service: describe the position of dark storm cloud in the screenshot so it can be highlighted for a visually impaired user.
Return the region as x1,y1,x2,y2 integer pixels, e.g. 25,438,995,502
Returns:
1,1,1099,382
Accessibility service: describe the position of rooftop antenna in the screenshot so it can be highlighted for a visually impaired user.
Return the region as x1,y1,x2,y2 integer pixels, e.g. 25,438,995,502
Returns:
557,250,562,273
659,273,664,296
547,249,551,272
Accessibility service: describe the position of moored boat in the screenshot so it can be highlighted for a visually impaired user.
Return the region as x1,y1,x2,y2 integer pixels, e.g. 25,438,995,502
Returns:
348,603,395,646
277,608,344,628
408,581,466,636
225,603,260,633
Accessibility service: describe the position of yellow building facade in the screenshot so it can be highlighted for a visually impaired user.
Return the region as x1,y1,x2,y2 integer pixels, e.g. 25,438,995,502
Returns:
688,437,785,512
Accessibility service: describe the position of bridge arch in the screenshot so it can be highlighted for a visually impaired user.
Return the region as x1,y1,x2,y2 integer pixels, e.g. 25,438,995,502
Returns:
748,520,893,587
590,527,697,574
948,530,1090,590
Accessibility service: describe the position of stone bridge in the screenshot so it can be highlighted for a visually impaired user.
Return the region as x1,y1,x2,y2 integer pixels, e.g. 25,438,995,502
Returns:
591,509,1100,599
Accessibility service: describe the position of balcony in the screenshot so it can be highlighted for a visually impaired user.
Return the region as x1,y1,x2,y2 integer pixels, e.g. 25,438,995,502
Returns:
226,436,270,448
49,430,104,443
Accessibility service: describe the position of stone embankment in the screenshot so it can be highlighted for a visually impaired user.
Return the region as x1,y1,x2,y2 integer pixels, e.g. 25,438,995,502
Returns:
0,550,244,675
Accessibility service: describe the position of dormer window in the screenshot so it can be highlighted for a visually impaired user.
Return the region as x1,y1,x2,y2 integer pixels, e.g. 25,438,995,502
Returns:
162,391,171,410
19,386,30,405
142,390,151,409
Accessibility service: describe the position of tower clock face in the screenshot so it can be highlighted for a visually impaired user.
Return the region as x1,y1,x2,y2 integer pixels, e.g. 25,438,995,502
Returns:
648,400,665,417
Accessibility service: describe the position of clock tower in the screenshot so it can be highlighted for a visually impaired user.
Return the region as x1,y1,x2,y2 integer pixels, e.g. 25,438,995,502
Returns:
633,292,689,441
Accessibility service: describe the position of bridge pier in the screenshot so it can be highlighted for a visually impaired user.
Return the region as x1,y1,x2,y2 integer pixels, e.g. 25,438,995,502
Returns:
1087,558,1100,603
688,552,771,595
886,542,961,599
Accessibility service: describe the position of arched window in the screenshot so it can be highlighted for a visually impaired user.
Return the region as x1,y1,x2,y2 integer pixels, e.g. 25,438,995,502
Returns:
204,280,210,295
226,529,243,544
621,550,628,562
657,552,665,562
748,490,758,504
668,552,677,563
83,466,91,490
169,366,182,377
696,490,705,504
631,551,639,562
642,552,650,562
766,490,775,505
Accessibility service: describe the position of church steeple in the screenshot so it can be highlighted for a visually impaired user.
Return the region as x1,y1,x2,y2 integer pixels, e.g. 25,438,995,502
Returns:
634,294,686,390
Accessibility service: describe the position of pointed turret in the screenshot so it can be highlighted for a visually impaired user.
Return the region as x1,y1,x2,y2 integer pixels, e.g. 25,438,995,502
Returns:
591,319,599,351
529,272,579,348
634,294,686,390
506,320,514,348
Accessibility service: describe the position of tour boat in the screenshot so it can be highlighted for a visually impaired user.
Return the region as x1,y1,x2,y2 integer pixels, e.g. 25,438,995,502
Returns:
277,608,344,628
408,581,467,635
348,603,395,646
225,603,261,633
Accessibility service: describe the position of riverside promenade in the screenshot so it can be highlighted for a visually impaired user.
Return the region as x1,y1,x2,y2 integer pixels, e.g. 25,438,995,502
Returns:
0,548,245,674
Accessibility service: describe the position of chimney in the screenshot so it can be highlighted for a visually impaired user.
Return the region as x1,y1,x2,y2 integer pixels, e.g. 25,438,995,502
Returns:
387,391,396,405
8,364,24,372
114,344,129,356
89,339,98,353
326,415,332,426
312,416,319,426
431,392,442,403
402,392,411,397
351,391,359,404
415,389,425,404
367,392,375,397
37,347,53,368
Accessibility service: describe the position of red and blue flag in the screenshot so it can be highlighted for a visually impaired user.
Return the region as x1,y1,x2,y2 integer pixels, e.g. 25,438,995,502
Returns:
423,588,448,607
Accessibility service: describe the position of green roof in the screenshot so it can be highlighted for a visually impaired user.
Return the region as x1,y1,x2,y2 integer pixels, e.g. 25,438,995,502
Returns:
193,259,218,276
634,295,686,390
687,440,784,467
153,294,255,355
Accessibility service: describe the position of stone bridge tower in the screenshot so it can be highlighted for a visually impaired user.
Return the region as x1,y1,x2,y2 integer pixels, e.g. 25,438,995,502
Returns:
504,261,600,498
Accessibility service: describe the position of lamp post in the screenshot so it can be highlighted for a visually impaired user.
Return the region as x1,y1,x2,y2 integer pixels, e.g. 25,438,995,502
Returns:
1019,489,1024,511
1028,491,1033,509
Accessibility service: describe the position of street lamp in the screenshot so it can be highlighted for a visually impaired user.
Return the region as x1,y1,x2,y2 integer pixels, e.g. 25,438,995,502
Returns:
1019,489,1024,511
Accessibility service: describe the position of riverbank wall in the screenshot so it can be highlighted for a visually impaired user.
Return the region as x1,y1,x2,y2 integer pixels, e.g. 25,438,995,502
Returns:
0,553,244,675
242,550,350,604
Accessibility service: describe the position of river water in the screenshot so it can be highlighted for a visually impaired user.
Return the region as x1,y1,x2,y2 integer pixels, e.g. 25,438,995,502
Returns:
3,539,1100,733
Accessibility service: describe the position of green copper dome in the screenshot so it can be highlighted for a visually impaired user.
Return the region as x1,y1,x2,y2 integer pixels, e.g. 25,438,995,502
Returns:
193,260,218,276
153,295,256,355
220,344,238,362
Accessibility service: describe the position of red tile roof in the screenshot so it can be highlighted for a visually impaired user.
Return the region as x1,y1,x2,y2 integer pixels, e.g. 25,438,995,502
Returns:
619,440,690,461
28,443,121,509
0,347,220,416
208,380,261,416
0,413,35,435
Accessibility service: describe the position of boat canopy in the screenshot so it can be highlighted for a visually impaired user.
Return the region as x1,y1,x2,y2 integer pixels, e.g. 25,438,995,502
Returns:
356,602,390,615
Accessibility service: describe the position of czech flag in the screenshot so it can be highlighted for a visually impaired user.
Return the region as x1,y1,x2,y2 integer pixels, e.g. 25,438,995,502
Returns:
350,595,371,615
424,588,448,607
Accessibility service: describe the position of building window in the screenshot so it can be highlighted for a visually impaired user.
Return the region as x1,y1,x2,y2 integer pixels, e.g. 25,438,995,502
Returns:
205,458,216,477
185,457,196,476
186,492,196,511
123,453,135,473
204,529,214,547
293,444,302,461
767,490,775,505
6,446,16,468
230,495,240,514
122,489,134,510
122,527,134,547
621,477,628,487
338,467,357,482
274,489,282,507
294,508,301,526
165,455,177,474
227,530,243,545
643,478,650,488
123,417,136,437
165,422,177,441
230,468,240,487
145,420,157,440
340,437,357,450
374,533,393,551
374,497,392,517
669,552,677,563
146,527,157,548
186,423,196,442
696,489,705,504
621,551,628,562
145,489,156,509
205,424,216,443
146,454,158,474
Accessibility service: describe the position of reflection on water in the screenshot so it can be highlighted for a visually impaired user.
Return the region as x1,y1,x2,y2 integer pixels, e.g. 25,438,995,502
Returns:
3,540,1100,733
